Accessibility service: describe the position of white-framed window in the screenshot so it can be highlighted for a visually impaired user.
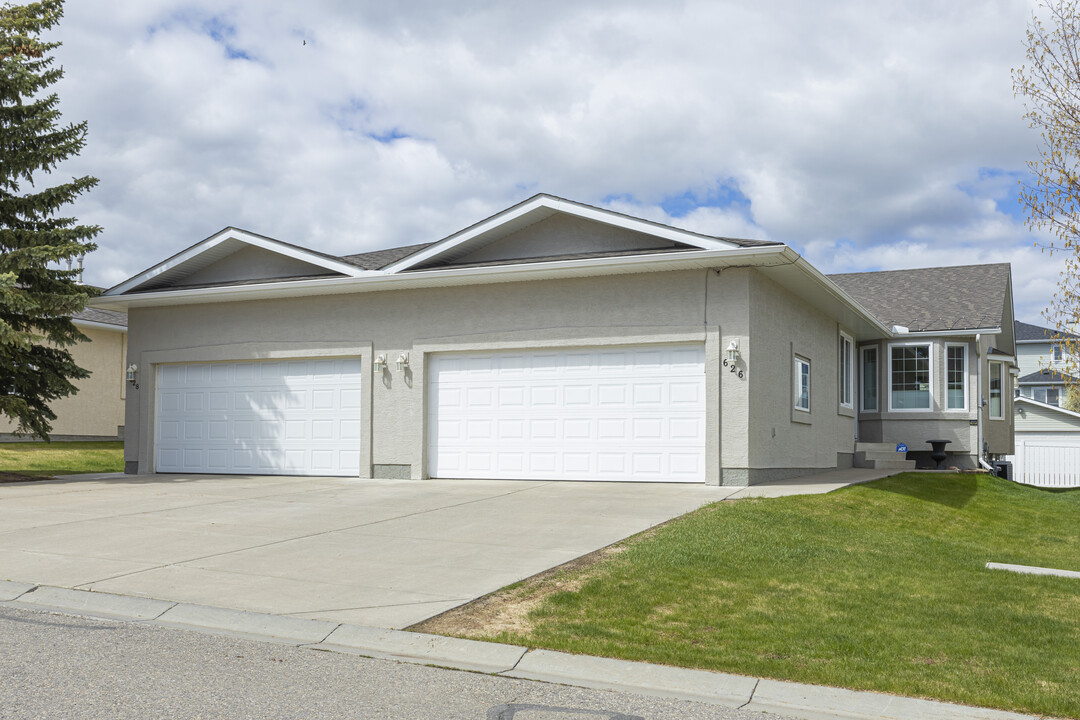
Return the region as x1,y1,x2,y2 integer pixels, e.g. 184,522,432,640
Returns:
889,342,933,411
1033,386,1061,405
989,361,1004,419
839,332,853,409
945,343,967,411
1053,343,1063,362
861,346,878,412
794,356,811,412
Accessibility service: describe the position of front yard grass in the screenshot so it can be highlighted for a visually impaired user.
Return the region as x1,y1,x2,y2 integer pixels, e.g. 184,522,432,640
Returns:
0,441,124,479
425,474,1080,718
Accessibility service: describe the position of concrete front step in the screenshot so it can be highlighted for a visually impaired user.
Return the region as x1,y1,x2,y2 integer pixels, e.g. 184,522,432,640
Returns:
858,458,918,470
854,442,902,453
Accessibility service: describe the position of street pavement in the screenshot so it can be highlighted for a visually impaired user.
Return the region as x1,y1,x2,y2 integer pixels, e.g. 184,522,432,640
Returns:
0,604,787,720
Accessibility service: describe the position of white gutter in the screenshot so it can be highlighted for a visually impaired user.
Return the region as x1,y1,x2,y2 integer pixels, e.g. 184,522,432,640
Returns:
94,245,794,309
900,327,1001,338
72,319,126,332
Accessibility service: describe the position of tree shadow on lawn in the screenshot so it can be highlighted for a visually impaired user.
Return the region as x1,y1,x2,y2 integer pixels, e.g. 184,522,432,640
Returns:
861,472,979,509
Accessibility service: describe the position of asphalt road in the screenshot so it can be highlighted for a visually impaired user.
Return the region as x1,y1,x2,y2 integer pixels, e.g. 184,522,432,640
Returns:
0,605,794,720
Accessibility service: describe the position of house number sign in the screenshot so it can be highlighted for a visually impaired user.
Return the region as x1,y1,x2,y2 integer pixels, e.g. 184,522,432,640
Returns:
722,358,745,379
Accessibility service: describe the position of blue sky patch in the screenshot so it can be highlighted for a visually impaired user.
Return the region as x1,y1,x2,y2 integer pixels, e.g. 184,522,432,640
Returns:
660,181,752,218
146,11,255,62
958,167,1029,221
368,129,410,144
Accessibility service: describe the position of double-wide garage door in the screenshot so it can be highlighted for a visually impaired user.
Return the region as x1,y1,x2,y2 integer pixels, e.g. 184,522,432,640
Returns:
428,344,706,482
155,344,706,482
156,358,363,476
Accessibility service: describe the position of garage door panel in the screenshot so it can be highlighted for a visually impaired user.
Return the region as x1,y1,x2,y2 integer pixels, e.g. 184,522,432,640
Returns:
156,358,363,477
429,344,705,482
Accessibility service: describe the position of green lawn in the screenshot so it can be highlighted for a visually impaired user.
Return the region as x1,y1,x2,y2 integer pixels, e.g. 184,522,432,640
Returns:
0,441,124,478
479,474,1080,718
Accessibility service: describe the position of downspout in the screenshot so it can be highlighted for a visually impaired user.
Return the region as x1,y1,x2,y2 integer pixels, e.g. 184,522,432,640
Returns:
975,334,994,471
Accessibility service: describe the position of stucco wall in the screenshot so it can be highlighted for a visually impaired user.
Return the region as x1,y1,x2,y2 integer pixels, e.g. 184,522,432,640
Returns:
0,325,126,439
123,267,853,484
745,271,856,475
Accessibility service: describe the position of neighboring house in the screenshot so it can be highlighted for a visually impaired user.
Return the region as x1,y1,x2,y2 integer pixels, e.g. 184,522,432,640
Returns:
0,307,128,441
92,194,1015,484
1006,396,1080,488
1014,319,1079,407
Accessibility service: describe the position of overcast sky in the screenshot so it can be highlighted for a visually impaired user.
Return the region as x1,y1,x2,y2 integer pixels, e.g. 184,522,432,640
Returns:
48,0,1059,323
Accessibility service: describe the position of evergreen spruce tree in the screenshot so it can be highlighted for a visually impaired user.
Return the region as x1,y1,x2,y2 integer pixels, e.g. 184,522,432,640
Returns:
0,0,100,439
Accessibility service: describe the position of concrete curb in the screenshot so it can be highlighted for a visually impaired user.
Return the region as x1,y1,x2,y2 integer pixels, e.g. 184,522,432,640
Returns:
987,562,1080,580
0,580,36,602
316,624,527,674
0,584,1049,720
16,585,174,620
744,678,1038,720
157,603,339,645
505,648,758,706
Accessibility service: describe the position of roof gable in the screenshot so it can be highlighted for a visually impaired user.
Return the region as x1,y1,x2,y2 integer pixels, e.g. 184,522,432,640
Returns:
827,264,1011,332
107,228,370,296
381,194,778,273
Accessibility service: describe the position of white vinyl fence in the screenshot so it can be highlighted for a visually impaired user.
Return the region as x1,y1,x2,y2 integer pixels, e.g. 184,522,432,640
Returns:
1007,437,1080,488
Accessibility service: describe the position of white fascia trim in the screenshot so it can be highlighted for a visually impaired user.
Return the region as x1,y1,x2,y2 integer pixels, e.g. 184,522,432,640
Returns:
92,245,793,309
105,228,370,296
381,195,745,274
73,319,127,332
899,327,1001,337
1016,395,1080,418
987,353,1017,363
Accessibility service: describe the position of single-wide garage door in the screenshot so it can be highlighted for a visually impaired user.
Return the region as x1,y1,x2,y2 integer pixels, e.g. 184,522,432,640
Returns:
156,358,363,476
428,344,706,482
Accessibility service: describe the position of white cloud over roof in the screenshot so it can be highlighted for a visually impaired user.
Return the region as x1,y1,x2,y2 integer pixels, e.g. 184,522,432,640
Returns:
50,0,1060,321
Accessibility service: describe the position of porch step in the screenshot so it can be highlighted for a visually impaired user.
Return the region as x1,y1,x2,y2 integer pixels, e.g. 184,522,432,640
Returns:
853,442,917,470
857,458,918,470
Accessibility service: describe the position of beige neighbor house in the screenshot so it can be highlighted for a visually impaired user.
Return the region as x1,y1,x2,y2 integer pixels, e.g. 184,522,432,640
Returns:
92,195,1016,485
0,307,128,441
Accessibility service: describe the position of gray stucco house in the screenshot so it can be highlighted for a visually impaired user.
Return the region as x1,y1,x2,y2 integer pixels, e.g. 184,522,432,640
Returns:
93,194,1016,485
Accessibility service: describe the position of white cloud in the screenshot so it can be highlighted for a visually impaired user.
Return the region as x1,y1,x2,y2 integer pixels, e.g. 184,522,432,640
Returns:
38,0,1063,322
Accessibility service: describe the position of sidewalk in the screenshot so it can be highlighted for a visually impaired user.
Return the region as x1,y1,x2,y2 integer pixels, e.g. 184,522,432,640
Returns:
0,581,1039,720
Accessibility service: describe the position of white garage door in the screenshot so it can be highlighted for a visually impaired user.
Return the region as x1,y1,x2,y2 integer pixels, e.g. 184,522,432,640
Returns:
428,344,706,482
156,358,363,476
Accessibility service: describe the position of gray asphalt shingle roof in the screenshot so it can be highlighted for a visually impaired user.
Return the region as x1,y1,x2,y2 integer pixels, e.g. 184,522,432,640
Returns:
827,263,1011,332
1017,368,1079,384
1015,319,1078,342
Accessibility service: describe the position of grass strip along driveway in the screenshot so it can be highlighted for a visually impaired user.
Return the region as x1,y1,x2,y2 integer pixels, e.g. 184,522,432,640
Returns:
0,441,124,480
420,474,1080,718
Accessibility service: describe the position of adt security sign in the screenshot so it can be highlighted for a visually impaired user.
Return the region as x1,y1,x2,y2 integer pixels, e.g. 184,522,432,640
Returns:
896,443,908,453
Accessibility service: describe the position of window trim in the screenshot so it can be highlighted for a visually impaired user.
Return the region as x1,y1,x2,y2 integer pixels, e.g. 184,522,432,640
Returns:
989,361,1004,420
944,342,968,412
1052,343,1063,362
794,356,811,413
887,341,934,413
860,345,878,413
839,331,854,410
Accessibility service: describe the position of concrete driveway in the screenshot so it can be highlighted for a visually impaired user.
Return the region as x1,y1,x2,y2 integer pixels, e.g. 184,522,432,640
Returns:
0,474,723,628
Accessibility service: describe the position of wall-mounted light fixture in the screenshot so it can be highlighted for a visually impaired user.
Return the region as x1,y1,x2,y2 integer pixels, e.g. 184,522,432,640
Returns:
126,364,138,385
396,352,409,371
726,340,740,364
373,354,387,372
